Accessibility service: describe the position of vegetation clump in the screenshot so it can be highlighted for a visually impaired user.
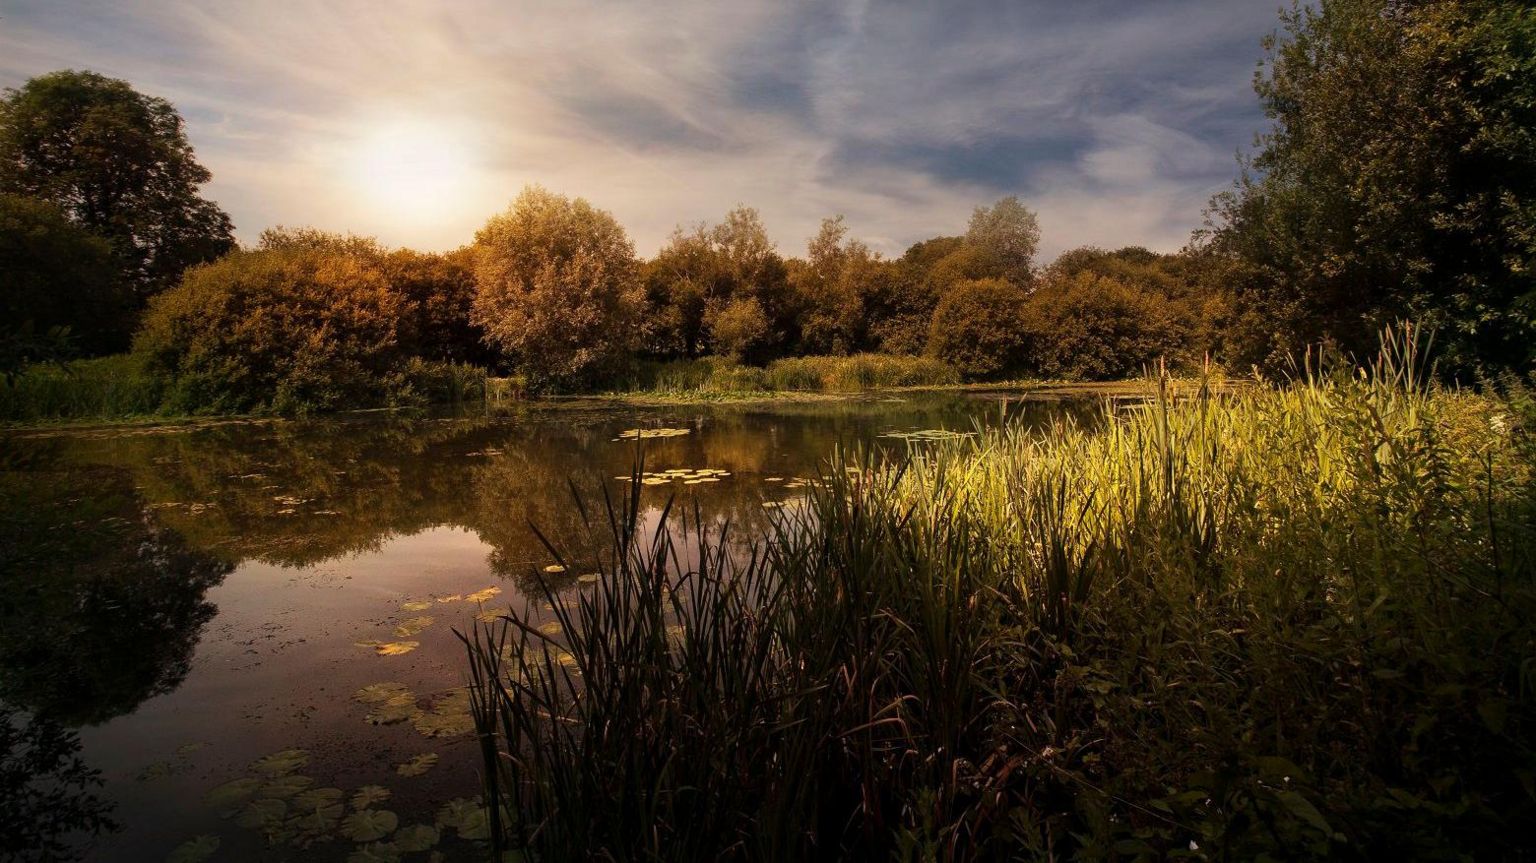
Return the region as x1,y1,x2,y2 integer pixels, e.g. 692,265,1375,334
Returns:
465,330,1536,861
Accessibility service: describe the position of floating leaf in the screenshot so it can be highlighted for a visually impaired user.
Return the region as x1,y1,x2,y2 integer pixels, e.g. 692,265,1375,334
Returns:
542,564,566,574
166,834,220,863
616,427,690,440
351,785,392,810
341,808,399,842
236,797,288,830
435,594,462,603
392,823,439,853
464,586,502,603
353,682,412,705
207,776,263,815
476,609,504,623
365,694,420,726
395,753,438,777
538,621,563,635
374,641,419,656
577,573,600,584
400,600,433,612
348,843,402,863
176,742,207,756
138,761,173,782
259,775,315,798
251,748,309,776
393,616,434,637
436,798,489,839
293,787,345,814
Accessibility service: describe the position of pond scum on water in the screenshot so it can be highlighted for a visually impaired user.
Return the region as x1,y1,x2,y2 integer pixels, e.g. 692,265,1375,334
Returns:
463,328,1536,861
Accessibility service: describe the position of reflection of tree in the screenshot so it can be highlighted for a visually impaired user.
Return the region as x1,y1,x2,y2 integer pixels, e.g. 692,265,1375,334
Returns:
38,395,1093,586
0,705,117,861
0,462,232,725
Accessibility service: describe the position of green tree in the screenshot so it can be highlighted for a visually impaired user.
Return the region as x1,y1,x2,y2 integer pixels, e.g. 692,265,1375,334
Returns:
1205,0,1536,375
0,70,235,305
0,193,126,359
471,186,641,390
791,216,894,355
1022,270,1187,380
965,196,1041,286
925,278,1030,379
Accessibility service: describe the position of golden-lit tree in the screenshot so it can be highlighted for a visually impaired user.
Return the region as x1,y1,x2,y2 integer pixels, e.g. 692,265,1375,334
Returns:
471,186,641,390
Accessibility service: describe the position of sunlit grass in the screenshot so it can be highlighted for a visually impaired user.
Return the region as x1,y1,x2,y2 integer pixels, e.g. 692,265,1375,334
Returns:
463,326,1536,860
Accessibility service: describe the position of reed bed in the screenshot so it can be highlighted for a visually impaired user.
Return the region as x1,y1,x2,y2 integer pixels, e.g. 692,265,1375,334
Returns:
463,328,1535,861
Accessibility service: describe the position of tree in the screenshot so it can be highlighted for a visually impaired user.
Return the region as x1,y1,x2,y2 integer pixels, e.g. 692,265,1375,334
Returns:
0,70,234,304
382,247,484,364
1205,0,1536,375
965,197,1041,286
471,186,641,390
643,206,792,360
0,193,127,359
791,216,893,355
135,244,407,413
1022,270,1187,380
926,278,1030,379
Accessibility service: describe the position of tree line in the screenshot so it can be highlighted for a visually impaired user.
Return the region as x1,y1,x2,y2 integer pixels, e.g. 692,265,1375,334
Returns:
3,0,1533,412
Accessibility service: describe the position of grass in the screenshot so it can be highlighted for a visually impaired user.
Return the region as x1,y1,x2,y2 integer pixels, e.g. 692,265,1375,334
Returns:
609,353,960,397
462,326,1536,861
0,354,165,424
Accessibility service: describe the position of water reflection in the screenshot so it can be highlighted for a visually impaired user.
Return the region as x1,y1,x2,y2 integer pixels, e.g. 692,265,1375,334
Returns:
0,392,1094,860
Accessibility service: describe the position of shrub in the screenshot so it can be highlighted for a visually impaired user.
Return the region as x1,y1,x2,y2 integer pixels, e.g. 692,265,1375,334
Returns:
925,278,1030,379
134,246,408,414
0,354,163,422
1021,270,1187,379
764,353,958,391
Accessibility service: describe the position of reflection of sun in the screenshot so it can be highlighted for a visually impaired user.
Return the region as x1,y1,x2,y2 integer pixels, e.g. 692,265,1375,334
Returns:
353,119,477,221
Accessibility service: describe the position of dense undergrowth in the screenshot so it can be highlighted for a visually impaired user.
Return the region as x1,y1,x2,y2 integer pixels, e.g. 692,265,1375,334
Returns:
609,353,961,396
464,330,1536,861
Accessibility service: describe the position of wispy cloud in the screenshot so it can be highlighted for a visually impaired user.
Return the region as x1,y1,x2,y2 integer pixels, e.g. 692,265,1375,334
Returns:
0,0,1277,260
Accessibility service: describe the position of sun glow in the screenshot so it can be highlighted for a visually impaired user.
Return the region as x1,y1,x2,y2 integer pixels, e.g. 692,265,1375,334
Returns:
352,119,479,224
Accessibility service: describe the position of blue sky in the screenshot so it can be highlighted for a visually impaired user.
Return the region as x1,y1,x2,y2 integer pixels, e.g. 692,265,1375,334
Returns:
0,1,1283,260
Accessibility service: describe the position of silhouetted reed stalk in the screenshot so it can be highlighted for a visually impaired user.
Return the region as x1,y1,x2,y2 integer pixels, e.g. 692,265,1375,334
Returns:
463,325,1536,861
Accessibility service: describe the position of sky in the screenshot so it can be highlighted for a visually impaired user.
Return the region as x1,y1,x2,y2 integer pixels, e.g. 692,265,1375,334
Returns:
0,1,1282,261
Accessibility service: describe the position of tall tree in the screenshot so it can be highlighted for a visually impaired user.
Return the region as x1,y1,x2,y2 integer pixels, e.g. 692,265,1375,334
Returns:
1205,0,1536,374
0,193,126,361
965,196,1041,286
0,70,235,304
471,186,641,390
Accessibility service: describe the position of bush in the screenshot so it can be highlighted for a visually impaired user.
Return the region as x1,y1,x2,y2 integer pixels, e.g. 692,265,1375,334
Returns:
1021,270,1188,379
764,353,958,391
925,278,1030,379
134,246,408,414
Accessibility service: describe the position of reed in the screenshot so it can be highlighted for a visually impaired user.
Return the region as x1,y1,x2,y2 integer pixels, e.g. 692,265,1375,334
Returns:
462,326,1536,861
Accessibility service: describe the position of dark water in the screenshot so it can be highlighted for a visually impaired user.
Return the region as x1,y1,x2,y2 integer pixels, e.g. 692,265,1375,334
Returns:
0,392,1094,862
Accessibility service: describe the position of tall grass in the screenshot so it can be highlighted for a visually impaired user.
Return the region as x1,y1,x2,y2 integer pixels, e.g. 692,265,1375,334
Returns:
0,354,165,423
463,327,1535,861
612,353,959,396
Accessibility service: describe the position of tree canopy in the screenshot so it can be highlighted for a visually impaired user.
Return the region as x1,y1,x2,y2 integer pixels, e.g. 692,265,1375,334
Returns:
0,70,234,302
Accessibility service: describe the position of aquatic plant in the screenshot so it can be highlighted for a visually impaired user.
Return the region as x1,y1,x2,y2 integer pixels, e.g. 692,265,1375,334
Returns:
462,327,1536,860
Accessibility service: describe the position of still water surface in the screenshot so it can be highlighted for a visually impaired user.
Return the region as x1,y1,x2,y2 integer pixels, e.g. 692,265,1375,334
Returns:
1,392,1095,861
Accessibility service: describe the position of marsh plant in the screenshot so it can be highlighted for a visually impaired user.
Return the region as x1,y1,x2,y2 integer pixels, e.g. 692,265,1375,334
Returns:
464,327,1535,861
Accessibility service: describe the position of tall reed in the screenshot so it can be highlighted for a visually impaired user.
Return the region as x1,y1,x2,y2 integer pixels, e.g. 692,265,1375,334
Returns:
463,326,1536,861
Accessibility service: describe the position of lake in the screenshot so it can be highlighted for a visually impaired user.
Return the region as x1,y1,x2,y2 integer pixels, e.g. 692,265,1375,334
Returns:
0,391,1099,862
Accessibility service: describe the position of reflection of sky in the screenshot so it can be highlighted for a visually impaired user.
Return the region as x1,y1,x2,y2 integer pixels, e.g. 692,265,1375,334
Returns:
0,0,1277,260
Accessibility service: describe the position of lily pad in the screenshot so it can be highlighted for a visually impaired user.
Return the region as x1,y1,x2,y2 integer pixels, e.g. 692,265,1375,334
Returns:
577,573,600,584
465,586,502,603
435,594,462,603
348,844,402,863
476,609,504,623
236,796,288,829
259,774,315,798
393,616,434,637
436,798,490,840
374,641,419,656
207,776,264,814
392,823,440,852
341,808,399,842
292,787,345,814
617,427,691,440
365,694,420,726
395,753,438,777
400,600,433,612
542,564,566,574
353,682,411,704
351,785,392,810
538,621,563,635
251,748,309,776
166,834,220,863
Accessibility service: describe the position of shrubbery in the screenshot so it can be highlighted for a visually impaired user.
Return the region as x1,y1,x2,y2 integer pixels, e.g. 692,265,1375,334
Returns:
134,245,409,414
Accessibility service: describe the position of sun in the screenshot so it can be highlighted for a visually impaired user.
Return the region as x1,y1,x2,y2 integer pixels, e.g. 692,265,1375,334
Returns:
353,119,477,221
